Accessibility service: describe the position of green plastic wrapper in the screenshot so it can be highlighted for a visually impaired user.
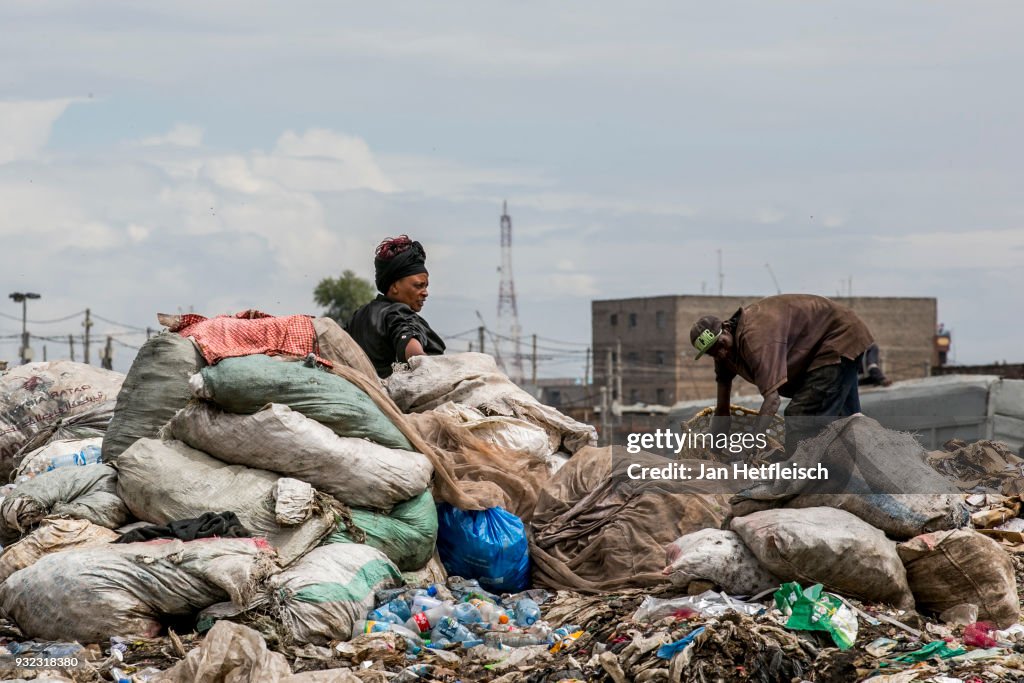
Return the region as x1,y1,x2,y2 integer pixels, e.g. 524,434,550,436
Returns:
890,640,967,663
774,582,858,650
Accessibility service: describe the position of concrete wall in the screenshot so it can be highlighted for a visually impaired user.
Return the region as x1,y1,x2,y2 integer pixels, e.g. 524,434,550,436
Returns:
594,294,937,403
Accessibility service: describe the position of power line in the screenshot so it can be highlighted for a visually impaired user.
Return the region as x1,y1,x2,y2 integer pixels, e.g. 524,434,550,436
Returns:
90,313,148,331
0,309,87,324
111,338,140,350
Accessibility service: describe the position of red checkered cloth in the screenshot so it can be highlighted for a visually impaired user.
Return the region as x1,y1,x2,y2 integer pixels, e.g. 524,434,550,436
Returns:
162,310,331,367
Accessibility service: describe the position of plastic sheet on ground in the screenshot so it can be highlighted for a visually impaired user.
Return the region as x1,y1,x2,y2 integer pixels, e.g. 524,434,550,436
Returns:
151,621,362,682
633,590,765,622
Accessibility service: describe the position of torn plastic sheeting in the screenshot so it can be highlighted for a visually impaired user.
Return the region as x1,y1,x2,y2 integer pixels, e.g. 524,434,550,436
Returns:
888,640,967,663
633,590,764,622
656,626,706,659
774,582,858,650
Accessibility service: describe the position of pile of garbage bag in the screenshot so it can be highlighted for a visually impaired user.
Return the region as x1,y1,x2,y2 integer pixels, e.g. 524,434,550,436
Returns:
0,312,1023,683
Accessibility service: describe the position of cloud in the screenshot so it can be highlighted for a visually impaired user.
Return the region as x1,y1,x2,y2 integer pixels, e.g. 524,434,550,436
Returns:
0,98,78,163
138,123,204,147
548,273,599,298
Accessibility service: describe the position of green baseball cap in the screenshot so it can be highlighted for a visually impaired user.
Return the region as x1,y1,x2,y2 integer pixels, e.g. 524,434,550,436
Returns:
690,316,723,360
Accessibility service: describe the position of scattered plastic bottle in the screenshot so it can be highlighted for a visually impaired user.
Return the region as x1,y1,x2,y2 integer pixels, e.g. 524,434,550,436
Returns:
449,578,501,604
368,599,412,625
411,594,443,613
352,620,423,643
451,602,482,625
110,668,131,683
47,445,102,471
469,598,509,625
405,604,454,634
514,597,541,626
483,632,548,648
431,616,475,644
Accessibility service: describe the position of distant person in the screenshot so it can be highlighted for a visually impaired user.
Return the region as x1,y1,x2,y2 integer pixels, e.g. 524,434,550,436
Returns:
858,343,892,387
936,322,951,366
690,294,874,454
347,235,445,378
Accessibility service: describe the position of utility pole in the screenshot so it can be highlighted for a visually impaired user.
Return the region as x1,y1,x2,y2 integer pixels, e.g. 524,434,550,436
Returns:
477,326,485,354
585,347,591,386
42,345,47,361
531,334,537,385
68,334,75,362
146,327,153,340
9,292,41,364
599,386,609,446
615,339,623,404
83,308,93,365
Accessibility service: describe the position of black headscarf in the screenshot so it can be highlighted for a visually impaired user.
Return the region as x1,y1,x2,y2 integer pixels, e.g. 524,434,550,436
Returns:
374,236,428,294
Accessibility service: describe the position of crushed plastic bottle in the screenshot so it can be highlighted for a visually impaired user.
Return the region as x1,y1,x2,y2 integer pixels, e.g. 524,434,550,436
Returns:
483,632,548,648
431,616,475,644
47,445,102,471
352,620,424,648
514,597,541,626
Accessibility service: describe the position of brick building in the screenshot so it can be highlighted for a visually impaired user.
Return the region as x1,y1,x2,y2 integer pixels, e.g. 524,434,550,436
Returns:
591,295,937,404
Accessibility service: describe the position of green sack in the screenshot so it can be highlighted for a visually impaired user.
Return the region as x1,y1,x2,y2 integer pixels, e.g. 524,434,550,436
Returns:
103,333,206,464
326,490,438,571
774,582,858,650
199,355,412,450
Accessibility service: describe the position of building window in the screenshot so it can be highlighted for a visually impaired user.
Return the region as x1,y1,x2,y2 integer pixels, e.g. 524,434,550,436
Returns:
656,388,666,404
627,351,639,364
610,313,618,327
655,350,665,366
548,390,561,407
656,310,666,329
628,313,637,328
629,389,639,404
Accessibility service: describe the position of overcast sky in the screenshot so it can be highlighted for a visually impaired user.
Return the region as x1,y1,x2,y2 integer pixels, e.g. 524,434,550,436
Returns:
1,1,1021,376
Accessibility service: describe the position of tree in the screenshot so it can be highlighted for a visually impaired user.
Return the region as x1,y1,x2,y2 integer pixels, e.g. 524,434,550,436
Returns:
314,270,375,327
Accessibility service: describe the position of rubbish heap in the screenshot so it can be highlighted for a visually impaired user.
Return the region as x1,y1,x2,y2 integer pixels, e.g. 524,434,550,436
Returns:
0,310,1021,683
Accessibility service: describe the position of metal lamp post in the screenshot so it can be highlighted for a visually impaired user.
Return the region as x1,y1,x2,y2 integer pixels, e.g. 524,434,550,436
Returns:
9,292,40,364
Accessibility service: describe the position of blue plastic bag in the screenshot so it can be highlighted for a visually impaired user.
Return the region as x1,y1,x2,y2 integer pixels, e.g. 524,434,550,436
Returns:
436,504,530,593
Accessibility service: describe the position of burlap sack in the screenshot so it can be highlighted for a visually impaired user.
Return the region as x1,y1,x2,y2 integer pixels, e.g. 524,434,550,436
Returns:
731,507,915,609
898,529,1019,628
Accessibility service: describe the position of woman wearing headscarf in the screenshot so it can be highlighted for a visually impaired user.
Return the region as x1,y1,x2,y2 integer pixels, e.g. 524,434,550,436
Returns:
347,235,446,378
